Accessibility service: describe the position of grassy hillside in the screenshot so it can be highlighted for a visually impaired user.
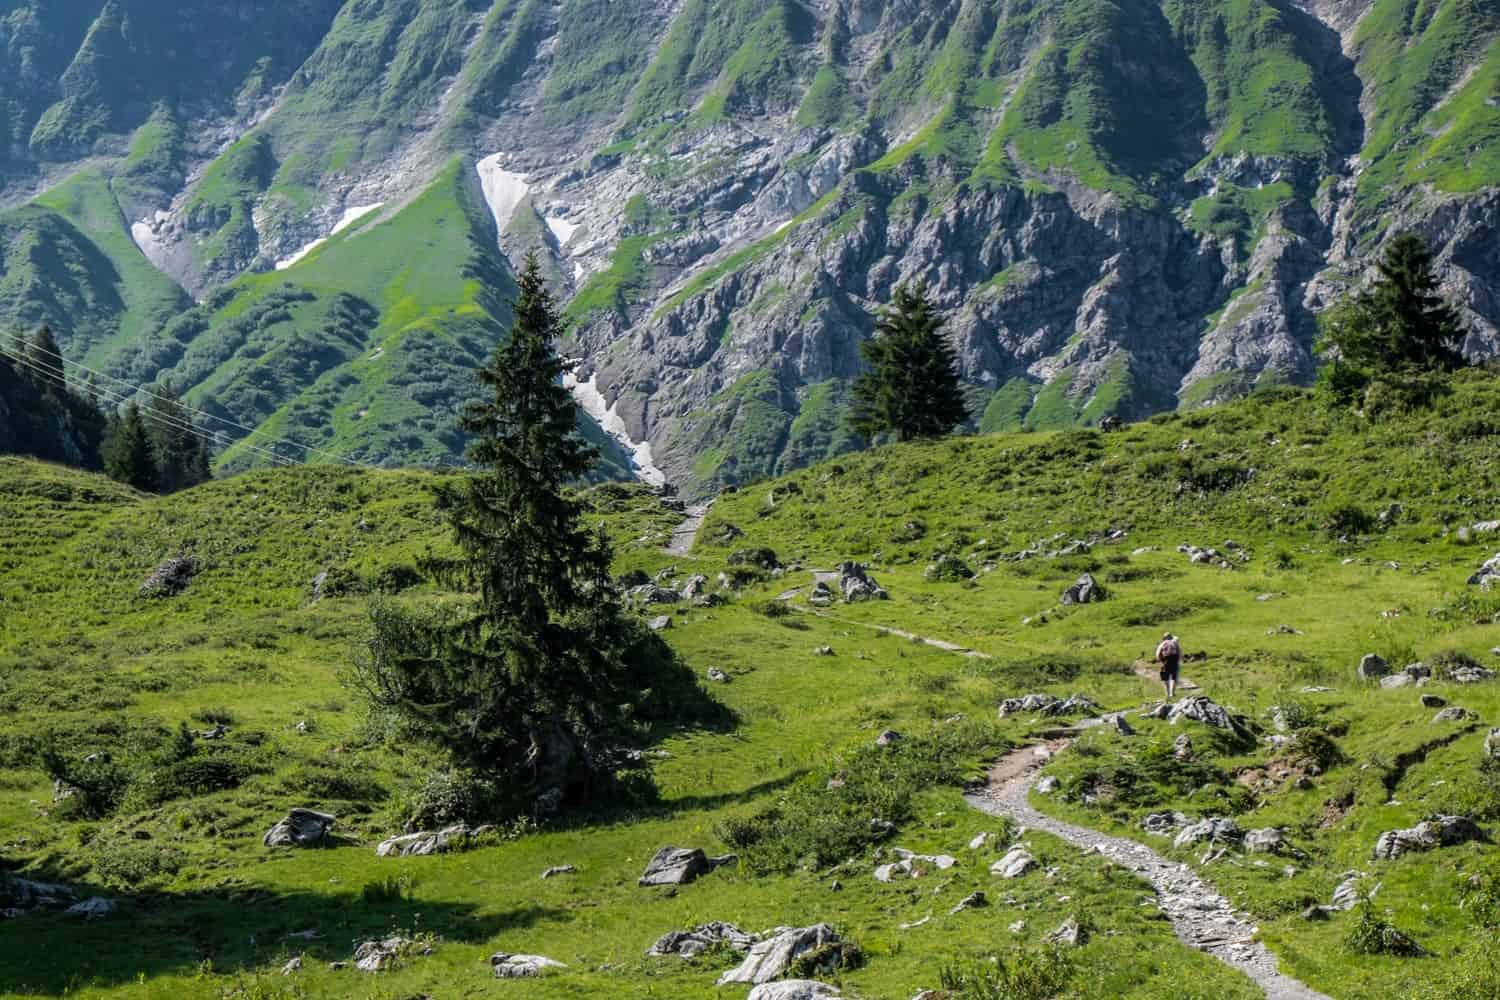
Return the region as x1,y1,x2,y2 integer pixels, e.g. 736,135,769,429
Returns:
3,376,1499,998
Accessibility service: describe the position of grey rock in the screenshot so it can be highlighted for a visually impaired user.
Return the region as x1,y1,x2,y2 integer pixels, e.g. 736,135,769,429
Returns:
1060,573,1105,605
1043,916,1085,947
491,952,566,978
1141,811,1190,835
706,667,731,684
64,897,115,920
264,808,335,848
746,982,841,1000
838,562,888,602
1173,817,1241,849
376,823,474,858
353,937,412,973
1168,696,1238,731
680,574,709,600
814,645,834,656
1330,872,1372,911
1373,816,1486,859
629,584,680,606
1432,706,1476,723
638,846,735,886
1466,552,1500,589
648,615,672,632
1244,828,1285,854
1106,712,1135,736
1357,653,1391,680
875,729,901,747
1420,694,1447,709
541,865,576,879
648,921,758,958
1035,776,1060,794
1380,673,1413,689
717,924,843,985
1486,728,1500,760
1453,666,1498,683
950,891,987,914
990,848,1037,879
1173,734,1194,761
808,582,834,607
140,555,200,597
281,956,302,975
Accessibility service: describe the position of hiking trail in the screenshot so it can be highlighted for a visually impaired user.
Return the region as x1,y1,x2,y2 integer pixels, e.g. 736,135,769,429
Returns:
665,503,711,556
965,742,1332,1000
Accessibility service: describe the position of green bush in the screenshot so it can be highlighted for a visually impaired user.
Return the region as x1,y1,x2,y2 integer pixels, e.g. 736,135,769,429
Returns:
1347,900,1427,956
93,843,187,888
937,946,1075,999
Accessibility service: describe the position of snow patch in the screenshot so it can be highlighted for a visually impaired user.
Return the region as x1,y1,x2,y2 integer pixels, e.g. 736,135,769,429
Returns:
774,218,795,234
476,154,531,239
546,215,579,246
275,237,327,271
333,202,383,234
130,221,171,272
564,373,666,487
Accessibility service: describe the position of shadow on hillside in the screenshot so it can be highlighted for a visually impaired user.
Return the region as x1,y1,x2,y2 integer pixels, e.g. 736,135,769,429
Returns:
0,869,564,995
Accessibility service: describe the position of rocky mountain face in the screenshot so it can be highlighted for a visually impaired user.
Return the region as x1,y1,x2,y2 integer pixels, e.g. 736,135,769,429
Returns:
0,0,1496,495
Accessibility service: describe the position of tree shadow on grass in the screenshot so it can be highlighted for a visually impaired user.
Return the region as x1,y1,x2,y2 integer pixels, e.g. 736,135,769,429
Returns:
0,871,568,995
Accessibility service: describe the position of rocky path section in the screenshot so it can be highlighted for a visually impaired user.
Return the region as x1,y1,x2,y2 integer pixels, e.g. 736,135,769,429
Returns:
965,745,1332,1000
665,504,711,557
802,609,992,659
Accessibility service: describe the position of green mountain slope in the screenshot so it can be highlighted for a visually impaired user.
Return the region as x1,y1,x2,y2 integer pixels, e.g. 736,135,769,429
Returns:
3,377,1500,996
0,0,1496,494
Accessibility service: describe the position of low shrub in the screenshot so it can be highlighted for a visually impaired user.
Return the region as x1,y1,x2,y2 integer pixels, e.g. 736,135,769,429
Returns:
936,945,1075,1000
1347,900,1427,956
93,843,187,888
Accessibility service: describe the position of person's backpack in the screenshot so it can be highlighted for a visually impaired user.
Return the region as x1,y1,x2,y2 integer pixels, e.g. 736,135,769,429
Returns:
1159,638,1180,659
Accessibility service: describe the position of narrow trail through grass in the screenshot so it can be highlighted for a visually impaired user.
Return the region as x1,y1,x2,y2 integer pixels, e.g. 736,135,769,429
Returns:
966,743,1333,1000
665,502,712,555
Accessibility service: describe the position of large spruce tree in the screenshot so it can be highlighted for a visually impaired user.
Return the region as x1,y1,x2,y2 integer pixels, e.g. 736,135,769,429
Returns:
355,252,643,810
850,284,969,442
145,384,212,493
1316,233,1467,405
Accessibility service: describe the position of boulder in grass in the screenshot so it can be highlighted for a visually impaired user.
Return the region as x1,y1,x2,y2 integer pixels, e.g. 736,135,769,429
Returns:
491,953,566,978
990,848,1036,879
264,809,335,848
1357,653,1391,681
747,982,841,1000
353,937,416,972
65,897,115,920
638,846,735,886
838,563,888,602
1173,817,1241,849
717,924,844,985
1168,696,1238,731
1486,728,1500,760
1060,573,1105,605
648,615,672,632
375,823,484,857
1432,707,1477,724
648,921,758,958
1244,828,1285,854
140,555,200,597
1043,916,1085,947
1373,816,1487,859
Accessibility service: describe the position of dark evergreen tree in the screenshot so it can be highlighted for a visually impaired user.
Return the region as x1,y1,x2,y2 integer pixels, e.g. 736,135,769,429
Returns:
104,403,159,492
849,284,969,442
0,342,107,468
353,252,648,810
1316,233,1468,405
26,325,66,392
145,385,213,493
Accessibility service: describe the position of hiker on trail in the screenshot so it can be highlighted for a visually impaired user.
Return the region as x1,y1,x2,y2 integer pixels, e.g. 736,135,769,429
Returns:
1156,632,1181,700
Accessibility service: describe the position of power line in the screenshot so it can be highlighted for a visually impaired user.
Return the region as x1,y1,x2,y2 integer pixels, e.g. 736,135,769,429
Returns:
12,338,376,469
0,345,300,469
2,340,374,469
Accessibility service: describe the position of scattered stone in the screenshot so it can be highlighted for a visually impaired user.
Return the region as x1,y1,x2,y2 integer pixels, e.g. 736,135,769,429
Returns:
648,615,672,632
1466,552,1500,590
353,937,411,973
1105,712,1135,736
706,667,731,684
65,897,115,920
1421,694,1447,709
1432,707,1476,723
1380,674,1413,689
1060,573,1105,605
808,582,834,607
1357,653,1391,680
1173,817,1241,849
1009,920,1027,934
998,693,1098,719
950,891,987,914
968,832,993,850
1486,728,1500,760
540,865,576,879
1168,696,1238,731
1244,828,1285,854
991,848,1037,879
680,575,709,600
746,982,841,1000
491,953,566,978
376,823,485,857
638,847,735,886
1043,916,1085,947
1267,624,1302,635
648,922,757,958
1173,735,1194,761
281,957,302,975
814,646,835,657
717,924,844,985
140,555,200,597
838,562,888,602
869,818,896,838
264,808,335,848
629,584,680,606
1035,776,1060,794
1453,666,1498,684
1373,816,1486,859
875,729,901,747
1141,812,1189,835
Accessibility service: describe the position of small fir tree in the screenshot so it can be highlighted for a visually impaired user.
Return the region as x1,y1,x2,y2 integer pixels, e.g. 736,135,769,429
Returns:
145,384,212,492
354,252,644,809
26,325,66,392
850,284,969,442
104,403,158,492
1316,233,1467,406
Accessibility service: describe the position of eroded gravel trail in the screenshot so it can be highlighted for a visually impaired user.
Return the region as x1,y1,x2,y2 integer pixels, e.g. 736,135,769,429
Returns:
964,745,1333,1000
665,503,711,556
